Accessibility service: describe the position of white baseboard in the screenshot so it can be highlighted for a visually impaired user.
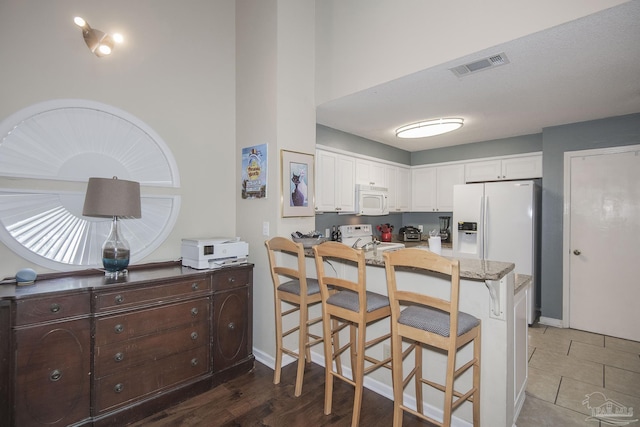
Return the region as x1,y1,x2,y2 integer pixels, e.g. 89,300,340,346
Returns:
538,316,565,328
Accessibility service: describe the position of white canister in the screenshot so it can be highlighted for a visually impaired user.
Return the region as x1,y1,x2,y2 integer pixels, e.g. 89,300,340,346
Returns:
428,236,442,255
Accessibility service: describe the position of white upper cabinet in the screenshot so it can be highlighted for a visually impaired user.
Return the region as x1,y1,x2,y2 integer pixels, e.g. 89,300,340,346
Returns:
355,158,386,187
315,150,356,213
436,164,465,211
411,164,464,212
465,154,542,182
411,167,437,211
386,165,410,212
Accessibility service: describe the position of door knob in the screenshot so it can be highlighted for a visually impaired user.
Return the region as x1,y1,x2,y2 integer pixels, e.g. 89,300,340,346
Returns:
573,249,581,255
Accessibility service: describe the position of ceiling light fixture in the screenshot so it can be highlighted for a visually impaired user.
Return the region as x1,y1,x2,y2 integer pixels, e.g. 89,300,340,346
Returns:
396,118,464,139
74,16,123,57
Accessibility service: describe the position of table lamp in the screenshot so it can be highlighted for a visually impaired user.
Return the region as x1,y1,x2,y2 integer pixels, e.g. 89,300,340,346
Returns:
83,177,141,278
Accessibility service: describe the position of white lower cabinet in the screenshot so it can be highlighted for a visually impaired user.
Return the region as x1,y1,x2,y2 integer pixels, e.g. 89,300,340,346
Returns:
514,282,529,418
411,164,464,212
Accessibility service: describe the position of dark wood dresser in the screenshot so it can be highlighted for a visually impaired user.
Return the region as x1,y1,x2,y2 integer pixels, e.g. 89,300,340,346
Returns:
0,262,254,427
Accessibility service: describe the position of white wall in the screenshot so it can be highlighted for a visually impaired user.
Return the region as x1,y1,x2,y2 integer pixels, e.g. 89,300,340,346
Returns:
0,0,236,279
236,0,316,365
314,0,629,105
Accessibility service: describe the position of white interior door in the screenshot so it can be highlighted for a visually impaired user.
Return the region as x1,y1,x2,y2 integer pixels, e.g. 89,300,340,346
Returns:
566,146,640,341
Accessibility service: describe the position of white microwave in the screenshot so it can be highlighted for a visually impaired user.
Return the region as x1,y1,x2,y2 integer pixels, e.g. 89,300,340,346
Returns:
356,184,389,216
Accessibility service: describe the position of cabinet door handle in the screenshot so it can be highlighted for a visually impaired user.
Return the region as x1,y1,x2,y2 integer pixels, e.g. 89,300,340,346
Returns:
114,324,124,334
227,277,235,284
50,303,61,313
114,383,124,393
114,294,124,304
573,249,581,255
192,282,199,291
114,352,124,362
191,358,198,367
191,332,198,340
227,322,235,331
191,307,199,316
50,369,62,382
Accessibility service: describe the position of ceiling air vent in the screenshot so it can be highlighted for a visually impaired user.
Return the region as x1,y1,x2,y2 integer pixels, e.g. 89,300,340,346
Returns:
450,53,510,77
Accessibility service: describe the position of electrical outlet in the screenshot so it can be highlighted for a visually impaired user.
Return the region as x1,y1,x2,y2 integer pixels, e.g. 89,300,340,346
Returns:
418,225,424,232
262,221,269,236
383,343,391,360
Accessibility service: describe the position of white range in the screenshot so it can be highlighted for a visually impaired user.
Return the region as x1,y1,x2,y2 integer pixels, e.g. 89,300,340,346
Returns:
338,224,405,252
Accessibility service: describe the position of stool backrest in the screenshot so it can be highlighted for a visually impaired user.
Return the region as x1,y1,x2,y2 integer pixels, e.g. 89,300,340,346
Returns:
265,236,308,292
383,248,461,338
313,241,366,304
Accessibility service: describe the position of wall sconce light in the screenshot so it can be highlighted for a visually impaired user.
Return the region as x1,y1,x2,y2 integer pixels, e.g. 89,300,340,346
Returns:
83,176,142,278
74,16,123,57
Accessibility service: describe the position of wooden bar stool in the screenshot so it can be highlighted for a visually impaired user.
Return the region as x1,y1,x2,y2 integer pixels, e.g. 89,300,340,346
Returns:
265,237,324,397
313,241,392,427
383,248,481,427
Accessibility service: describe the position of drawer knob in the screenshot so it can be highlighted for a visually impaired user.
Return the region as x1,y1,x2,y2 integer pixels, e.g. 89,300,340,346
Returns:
191,358,198,367
114,324,124,334
192,282,199,291
227,322,235,331
114,352,124,362
228,277,235,284
114,383,124,393
50,303,61,313
191,307,199,316
114,294,124,304
50,369,62,382
191,332,198,340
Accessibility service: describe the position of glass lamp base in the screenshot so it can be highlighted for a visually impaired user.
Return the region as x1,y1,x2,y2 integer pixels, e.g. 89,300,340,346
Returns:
104,268,129,279
102,217,131,280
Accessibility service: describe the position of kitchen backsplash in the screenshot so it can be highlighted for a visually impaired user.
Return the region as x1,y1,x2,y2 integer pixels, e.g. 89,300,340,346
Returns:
314,211,451,240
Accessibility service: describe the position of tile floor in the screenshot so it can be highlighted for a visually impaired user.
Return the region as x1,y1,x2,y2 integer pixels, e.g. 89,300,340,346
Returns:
516,324,640,427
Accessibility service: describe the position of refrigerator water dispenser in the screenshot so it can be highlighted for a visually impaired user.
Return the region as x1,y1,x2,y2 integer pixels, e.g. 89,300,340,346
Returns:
456,221,479,257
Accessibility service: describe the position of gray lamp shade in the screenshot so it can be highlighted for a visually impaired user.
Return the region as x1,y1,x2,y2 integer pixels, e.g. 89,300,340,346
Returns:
83,177,142,218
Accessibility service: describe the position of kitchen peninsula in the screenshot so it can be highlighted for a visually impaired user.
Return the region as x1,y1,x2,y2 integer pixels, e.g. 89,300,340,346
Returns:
303,245,527,427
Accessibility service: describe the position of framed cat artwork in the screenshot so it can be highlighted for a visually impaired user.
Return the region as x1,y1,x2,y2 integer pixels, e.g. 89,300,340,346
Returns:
281,149,315,217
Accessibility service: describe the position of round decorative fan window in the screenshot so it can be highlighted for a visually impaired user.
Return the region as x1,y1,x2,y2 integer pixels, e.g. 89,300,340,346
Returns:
0,99,181,271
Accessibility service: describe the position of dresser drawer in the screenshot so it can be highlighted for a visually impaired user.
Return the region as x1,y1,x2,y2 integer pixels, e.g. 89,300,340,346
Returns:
94,277,210,312
94,345,209,413
213,267,251,292
94,298,210,346
14,293,90,326
94,320,210,379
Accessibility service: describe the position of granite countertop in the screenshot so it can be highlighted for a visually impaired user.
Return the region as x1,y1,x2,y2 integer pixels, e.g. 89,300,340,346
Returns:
515,273,533,293
305,243,514,282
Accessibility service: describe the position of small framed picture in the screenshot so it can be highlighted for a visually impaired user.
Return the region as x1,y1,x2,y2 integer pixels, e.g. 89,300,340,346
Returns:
281,149,314,217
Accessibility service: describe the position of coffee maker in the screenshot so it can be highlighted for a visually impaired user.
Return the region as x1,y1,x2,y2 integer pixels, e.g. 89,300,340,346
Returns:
439,216,451,243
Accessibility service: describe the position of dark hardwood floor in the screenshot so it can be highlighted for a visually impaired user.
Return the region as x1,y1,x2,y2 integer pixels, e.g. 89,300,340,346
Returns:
130,361,436,426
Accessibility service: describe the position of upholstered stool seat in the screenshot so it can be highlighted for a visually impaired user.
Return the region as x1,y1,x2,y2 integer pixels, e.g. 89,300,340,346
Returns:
398,305,479,337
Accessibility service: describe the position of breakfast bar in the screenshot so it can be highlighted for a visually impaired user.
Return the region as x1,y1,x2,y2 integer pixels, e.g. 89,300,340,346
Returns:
303,246,527,427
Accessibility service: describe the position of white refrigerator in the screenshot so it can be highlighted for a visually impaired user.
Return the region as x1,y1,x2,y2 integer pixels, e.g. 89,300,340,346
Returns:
452,180,540,324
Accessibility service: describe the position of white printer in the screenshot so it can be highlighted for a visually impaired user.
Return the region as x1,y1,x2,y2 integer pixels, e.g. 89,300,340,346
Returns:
181,237,249,269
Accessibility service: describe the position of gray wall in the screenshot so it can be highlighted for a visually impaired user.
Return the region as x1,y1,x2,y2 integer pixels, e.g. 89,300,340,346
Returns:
540,112,640,319
411,134,542,165
317,124,411,165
